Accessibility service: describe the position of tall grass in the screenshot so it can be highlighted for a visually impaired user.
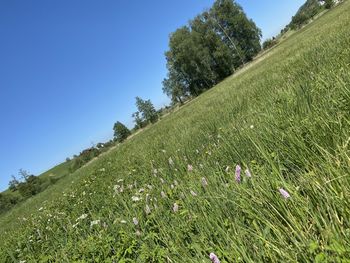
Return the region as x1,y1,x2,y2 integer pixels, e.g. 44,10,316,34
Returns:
1,2,349,262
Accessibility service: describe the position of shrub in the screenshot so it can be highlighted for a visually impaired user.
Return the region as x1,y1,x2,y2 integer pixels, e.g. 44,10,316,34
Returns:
263,38,277,50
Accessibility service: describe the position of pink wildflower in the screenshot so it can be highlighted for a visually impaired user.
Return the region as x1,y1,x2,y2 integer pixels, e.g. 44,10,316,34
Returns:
235,165,241,183
279,188,290,199
209,253,221,263
187,164,193,172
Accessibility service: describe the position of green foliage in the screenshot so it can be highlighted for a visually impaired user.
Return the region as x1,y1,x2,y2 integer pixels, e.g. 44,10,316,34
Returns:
1,1,350,262
0,193,19,214
69,147,101,172
132,111,146,130
133,97,158,127
325,0,334,9
8,175,19,191
17,175,43,198
262,38,277,50
163,0,261,103
210,0,262,61
288,0,323,29
113,121,131,142
1,171,56,215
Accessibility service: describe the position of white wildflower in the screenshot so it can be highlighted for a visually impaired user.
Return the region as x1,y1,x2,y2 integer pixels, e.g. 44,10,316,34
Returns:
168,157,174,165
76,213,88,221
145,204,151,215
245,169,252,177
201,177,208,187
131,196,141,202
190,190,197,196
173,203,179,213
90,220,100,227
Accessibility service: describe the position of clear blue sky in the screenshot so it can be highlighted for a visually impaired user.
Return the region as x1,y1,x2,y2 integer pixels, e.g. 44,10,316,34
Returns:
0,0,304,191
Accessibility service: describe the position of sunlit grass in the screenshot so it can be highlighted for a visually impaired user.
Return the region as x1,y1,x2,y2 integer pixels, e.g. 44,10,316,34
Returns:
1,2,349,262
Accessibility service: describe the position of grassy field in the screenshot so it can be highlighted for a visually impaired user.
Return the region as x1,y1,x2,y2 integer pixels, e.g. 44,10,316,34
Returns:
1,1,350,262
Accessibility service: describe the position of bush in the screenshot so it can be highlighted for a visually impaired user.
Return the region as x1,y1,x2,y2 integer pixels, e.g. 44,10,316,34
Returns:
325,0,334,9
69,147,101,173
17,175,43,198
263,38,277,50
113,121,131,142
0,193,20,214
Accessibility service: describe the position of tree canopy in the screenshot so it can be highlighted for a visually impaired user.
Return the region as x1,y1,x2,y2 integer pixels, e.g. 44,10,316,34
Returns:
133,97,158,129
287,0,324,30
162,0,261,103
113,121,131,142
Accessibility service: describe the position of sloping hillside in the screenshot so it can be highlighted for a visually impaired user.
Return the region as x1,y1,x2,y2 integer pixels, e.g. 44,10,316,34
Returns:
1,1,349,262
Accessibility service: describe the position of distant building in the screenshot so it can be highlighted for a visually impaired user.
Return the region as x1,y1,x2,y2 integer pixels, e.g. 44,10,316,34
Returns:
319,0,343,6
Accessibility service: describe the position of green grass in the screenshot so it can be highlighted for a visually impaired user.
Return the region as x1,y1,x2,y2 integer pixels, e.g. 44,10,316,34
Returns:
2,160,71,195
37,160,71,180
0,159,71,215
1,2,350,262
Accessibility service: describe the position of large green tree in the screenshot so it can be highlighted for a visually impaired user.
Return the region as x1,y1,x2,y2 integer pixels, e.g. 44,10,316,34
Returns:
163,0,261,103
113,121,131,142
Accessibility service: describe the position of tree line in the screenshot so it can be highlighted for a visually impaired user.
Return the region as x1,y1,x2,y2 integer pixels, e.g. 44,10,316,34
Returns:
113,96,160,142
284,0,335,31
